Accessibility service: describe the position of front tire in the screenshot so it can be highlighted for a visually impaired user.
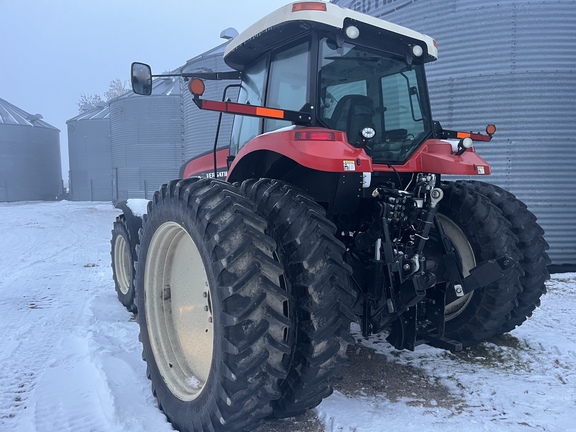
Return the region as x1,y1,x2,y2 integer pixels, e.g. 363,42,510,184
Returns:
240,179,356,417
111,215,136,312
135,178,292,432
437,181,523,347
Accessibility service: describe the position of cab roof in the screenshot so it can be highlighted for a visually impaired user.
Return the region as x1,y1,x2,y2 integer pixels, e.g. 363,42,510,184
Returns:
224,1,438,71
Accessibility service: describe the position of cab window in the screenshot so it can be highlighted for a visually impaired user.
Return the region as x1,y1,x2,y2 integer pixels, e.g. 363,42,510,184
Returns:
230,56,267,154
264,41,309,133
318,37,432,162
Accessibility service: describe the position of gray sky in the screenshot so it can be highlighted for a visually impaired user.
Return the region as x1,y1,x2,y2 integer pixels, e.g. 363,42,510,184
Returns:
0,0,292,179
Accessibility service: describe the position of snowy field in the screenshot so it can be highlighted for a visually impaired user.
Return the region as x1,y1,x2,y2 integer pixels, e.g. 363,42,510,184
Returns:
1,201,574,432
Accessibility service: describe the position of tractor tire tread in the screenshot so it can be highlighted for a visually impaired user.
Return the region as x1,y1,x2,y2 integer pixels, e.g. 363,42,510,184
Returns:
457,180,550,332
240,178,356,417
440,181,524,346
134,178,291,432
111,214,137,312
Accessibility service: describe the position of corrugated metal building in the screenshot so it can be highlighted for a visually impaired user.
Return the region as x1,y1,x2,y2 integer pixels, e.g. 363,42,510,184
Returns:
0,98,62,202
110,76,183,200
181,41,239,167
333,0,576,266
67,102,112,201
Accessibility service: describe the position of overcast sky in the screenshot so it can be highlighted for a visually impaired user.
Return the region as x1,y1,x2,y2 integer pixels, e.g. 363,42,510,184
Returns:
0,0,292,178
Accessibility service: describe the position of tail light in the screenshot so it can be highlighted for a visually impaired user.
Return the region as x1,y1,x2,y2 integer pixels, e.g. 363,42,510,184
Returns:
294,131,335,141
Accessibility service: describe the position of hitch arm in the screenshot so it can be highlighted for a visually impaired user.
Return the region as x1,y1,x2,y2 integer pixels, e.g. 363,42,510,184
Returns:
434,216,513,297
460,256,515,295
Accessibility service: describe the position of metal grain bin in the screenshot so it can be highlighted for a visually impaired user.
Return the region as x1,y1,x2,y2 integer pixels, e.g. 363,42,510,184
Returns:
181,42,239,167
333,0,576,266
0,98,62,202
110,77,183,200
66,102,112,201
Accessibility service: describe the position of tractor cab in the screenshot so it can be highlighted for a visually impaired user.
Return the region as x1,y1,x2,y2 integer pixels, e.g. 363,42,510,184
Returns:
224,1,437,165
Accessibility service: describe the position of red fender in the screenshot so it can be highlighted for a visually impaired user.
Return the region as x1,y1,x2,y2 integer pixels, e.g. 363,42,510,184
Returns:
228,127,373,175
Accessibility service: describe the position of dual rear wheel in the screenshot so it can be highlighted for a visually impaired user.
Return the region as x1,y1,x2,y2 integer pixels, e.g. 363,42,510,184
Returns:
436,181,549,347
134,178,354,432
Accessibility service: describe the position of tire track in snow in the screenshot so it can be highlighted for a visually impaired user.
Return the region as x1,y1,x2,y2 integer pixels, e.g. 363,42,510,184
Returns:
16,335,120,432
0,292,63,430
79,293,175,432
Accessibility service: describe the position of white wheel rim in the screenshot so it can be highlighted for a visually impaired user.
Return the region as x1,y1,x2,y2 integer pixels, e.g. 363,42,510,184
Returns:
145,221,214,401
114,234,132,295
438,214,476,321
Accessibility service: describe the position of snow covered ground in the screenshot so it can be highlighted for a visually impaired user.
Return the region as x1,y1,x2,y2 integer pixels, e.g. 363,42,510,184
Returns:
0,201,574,432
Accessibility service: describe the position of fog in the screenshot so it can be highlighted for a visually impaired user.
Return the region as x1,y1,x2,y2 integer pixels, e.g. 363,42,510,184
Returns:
0,0,291,182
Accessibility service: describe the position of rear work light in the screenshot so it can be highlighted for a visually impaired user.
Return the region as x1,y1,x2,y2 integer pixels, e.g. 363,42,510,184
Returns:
292,2,327,12
294,131,335,141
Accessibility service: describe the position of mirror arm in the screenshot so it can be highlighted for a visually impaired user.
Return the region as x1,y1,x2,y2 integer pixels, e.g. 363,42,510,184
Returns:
151,71,242,81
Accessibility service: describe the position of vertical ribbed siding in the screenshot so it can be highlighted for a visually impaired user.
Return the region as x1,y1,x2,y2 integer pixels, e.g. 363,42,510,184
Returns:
110,94,183,200
67,107,112,201
181,51,239,162
0,99,61,202
0,125,61,202
333,0,576,265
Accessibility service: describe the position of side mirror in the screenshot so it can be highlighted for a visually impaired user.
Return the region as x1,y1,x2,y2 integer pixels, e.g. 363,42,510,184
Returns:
131,62,153,95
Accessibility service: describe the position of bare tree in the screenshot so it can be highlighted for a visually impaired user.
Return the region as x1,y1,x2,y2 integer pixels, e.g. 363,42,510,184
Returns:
77,79,130,113
104,78,130,101
77,93,102,113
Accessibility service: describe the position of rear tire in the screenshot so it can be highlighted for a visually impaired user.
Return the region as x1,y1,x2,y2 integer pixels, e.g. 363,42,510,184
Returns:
135,178,292,432
111,215,136,312
437,181,523,347
240,178,356,417
457,180,550,332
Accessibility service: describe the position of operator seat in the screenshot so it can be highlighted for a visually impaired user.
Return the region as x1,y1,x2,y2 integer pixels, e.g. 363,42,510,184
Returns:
330,95,376,146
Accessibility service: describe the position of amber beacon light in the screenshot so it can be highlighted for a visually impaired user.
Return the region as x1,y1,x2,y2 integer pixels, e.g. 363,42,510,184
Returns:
189,78,206,97
292,2,327,12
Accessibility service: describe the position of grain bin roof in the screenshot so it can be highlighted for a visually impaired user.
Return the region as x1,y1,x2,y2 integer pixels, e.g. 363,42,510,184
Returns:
111,75,181,102
0,97,58,130
67,102,110,123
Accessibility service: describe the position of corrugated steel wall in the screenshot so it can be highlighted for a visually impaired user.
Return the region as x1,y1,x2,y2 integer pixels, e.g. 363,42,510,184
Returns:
110,77,183,200
0,125,62,202
67,104,113,201
333,0,576,265
181,43,239,164
0,99,62,202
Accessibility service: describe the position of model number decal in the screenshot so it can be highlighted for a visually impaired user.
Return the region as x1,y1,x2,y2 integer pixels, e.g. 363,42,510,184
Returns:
204,171,228,178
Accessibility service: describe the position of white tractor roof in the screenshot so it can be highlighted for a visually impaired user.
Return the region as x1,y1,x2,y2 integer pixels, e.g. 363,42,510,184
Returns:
224,1,437,68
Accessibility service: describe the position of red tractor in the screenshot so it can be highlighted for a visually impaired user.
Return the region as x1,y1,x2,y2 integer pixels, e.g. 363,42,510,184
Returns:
111,2,549,431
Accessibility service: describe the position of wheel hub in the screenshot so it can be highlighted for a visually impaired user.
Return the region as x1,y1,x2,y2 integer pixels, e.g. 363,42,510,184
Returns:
144,221,214,401
438,214,476,321
114,234,132,295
